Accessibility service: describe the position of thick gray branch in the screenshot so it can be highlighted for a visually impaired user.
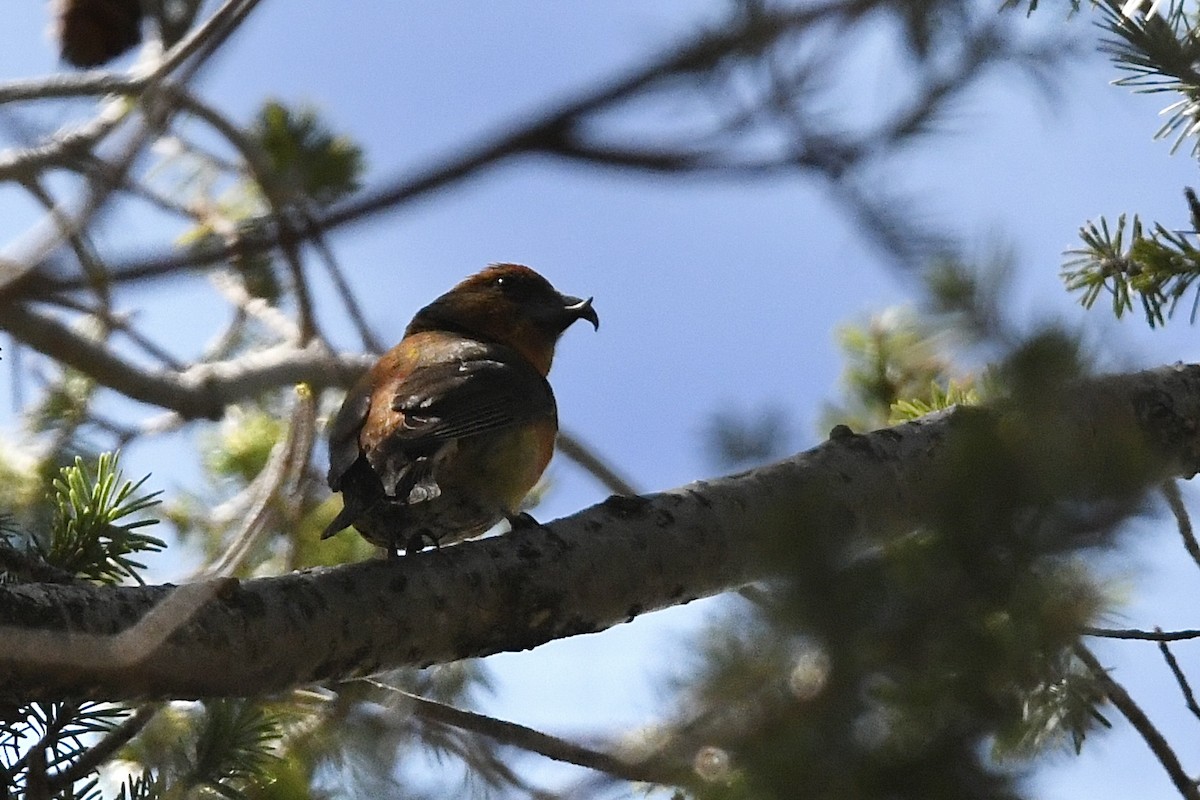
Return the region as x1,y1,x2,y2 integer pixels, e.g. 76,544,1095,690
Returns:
0,364,1198,702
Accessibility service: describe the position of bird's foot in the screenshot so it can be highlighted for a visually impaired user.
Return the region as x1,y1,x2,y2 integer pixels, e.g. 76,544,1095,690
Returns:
507,511,542,532
388,530,440,558
507,511,567,547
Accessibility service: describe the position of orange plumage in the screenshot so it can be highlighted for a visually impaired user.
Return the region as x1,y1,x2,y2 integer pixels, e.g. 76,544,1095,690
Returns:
323,264,598,555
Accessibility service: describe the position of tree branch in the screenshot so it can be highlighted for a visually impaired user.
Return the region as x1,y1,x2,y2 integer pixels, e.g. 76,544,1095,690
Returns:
1162,479,1200,572
1085,627,1200,641
0,364,1197,702
360,680,686,786
555,431,640,497
1156,635,1200,723
1075,643,1200,800
0,301,370,418
15,0,876,296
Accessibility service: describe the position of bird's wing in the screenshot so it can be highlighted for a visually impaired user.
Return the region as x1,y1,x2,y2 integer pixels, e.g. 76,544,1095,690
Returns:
362,353,555,502
325,380,373,491
390,356,556,443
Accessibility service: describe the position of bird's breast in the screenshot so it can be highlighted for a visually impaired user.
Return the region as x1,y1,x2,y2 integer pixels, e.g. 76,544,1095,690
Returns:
439,416,558,512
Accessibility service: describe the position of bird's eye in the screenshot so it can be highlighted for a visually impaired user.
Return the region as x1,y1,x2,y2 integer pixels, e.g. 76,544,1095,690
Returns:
487,270,547,300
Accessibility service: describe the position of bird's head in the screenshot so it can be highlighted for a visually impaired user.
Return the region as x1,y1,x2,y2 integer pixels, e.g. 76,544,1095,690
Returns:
406,263,599,374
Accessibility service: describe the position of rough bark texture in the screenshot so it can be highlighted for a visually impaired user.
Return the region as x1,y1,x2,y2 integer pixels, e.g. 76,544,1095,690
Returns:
1,364,1199,702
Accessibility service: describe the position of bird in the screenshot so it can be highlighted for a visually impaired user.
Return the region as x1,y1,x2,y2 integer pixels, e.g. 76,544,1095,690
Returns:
322,263,598,556
53,0,143,68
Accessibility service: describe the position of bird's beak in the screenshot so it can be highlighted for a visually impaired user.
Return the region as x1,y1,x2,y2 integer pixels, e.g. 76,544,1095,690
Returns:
562,295,599,331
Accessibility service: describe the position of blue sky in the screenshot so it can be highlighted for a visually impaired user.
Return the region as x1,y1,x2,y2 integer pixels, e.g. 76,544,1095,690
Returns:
2,2,1199,797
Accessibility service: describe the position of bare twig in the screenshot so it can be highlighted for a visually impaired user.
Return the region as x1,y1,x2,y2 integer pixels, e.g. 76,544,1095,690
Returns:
555,431,639,497
308,224,385,353
87,412,143,447
36,294,186,371
0,0,258,106
206,386,317,577
0,103,127,180
0,300,370,419
0,74,143,106
1162,480,1200,572
1084,627,1200,641
0,112,146,299
0,0,264,303
200,308,249,363
1075,643,1200,800
116,173,205,221
142,0,263,84
359,680,685,787
1156,634,1200,723
24,0,876,294
17,166,113,304
209,271,300,343
162,84,320,344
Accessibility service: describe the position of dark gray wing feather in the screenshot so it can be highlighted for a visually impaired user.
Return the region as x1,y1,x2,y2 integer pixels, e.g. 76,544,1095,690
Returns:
391,358,556,443
326,382,372,490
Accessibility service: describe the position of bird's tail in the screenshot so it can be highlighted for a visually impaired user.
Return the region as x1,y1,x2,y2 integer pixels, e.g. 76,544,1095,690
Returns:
320,503,358,540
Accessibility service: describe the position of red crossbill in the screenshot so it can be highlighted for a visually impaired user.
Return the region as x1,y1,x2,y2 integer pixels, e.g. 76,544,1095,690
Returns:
322,263,598,555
